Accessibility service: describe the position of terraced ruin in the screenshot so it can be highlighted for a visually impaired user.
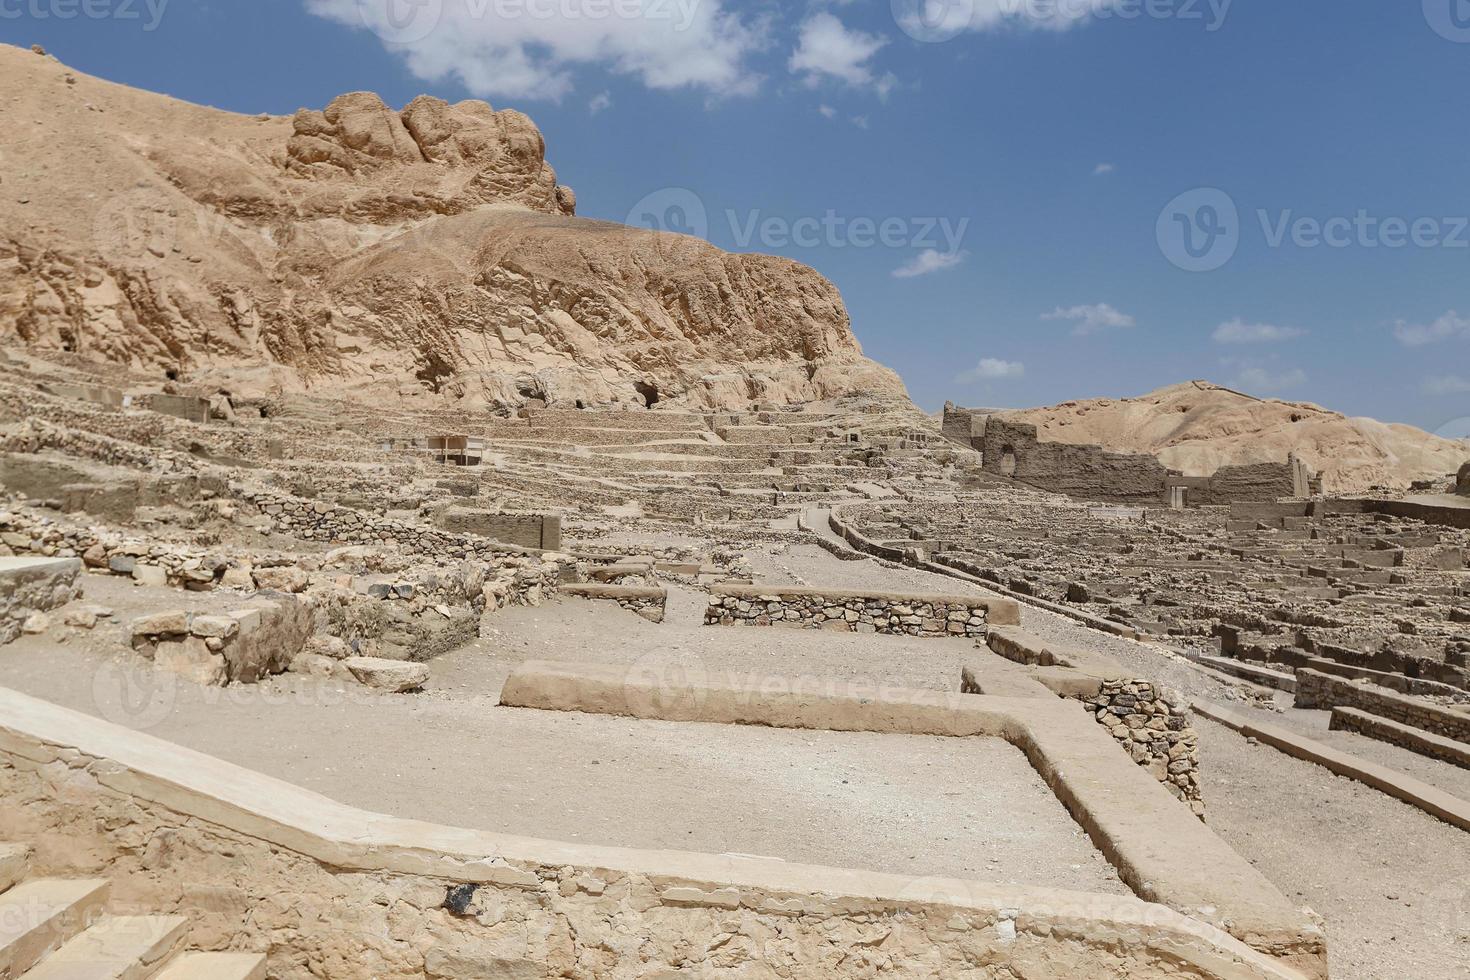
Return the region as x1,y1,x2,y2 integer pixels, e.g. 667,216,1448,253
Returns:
1,343,1468,979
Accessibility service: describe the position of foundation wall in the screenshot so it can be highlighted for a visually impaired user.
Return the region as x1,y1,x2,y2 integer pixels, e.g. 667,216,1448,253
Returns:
1295,669,1470,742
0,688,1310,980
705,585,1017,637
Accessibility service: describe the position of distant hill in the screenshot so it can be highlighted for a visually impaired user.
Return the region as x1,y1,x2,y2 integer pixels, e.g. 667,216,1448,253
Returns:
996,381,1468,493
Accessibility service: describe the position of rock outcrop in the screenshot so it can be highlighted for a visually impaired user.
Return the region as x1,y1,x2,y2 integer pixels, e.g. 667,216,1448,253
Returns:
1457,462,1470,497
0,45,904,411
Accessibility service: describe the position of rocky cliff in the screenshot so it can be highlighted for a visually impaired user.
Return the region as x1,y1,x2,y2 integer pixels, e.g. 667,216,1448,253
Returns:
0,44,905,411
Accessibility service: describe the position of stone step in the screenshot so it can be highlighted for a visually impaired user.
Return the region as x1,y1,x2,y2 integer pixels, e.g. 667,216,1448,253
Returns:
20,915,188,980
153,952,267,980
0,879,111,977
0,842,31,893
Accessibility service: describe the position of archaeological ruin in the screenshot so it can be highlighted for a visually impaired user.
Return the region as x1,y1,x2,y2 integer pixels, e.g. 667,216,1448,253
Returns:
0,40,1468,980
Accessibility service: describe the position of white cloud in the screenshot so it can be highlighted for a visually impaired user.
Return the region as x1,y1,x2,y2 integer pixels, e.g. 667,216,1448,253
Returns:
304,0,763,101
1393,310,1470,347
1212,319,1306,344
894,0,1124,38
1423,375,1470,396
892,249,967,278
1233,365,1307,393
957,357,1025,383
1042,302,1135,336
851,114,870,129
818,104,837,118
789,12,894,95
588,91,612,114
1092,162,1115,175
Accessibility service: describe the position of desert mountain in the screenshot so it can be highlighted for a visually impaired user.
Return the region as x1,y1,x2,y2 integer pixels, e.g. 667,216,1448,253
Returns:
994,380,1468,493
0,44,905,411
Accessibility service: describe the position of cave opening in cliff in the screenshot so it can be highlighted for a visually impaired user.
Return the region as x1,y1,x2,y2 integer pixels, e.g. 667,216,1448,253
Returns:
634,381,660,408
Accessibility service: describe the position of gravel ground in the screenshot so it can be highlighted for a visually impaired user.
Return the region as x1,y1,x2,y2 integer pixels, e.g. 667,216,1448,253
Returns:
1196,716,1470,980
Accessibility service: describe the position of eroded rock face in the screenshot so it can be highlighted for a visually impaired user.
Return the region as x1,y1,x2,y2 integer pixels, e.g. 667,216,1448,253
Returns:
1457,462,1470,496
0,45,906,412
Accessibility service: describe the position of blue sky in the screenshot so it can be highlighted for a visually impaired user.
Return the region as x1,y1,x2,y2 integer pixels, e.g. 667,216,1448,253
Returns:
5,0,1470,435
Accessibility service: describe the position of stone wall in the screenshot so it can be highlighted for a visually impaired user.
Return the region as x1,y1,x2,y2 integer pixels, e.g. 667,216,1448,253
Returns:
560,583,667,623
1295,668,1470,742
1329,707,1470,768
129,594,313,685
0,690,1308,980
0,556,81,645
239,487,554,562
1082,680,1203,816
705,586,1013,637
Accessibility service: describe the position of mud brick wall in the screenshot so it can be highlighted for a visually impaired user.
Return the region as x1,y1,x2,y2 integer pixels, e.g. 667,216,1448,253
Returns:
436,507,562,551
705,587,993,637
1295,669,1470,743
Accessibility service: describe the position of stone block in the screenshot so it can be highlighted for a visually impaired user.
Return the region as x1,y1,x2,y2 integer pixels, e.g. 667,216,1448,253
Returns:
344,656,429,692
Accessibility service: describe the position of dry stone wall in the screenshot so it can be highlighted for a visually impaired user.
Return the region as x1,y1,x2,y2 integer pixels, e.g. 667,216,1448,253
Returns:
1083,680,1203,816
1295,668,1470,742
705,586,998,637
129,595,313,685
0,556,81,645
560,584,666,623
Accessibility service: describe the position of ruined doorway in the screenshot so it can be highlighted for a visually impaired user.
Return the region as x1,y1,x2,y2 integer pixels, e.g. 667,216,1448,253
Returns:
999,445,1017,477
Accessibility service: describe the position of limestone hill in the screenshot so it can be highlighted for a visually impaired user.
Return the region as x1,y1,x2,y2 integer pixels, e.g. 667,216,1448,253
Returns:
0,44,904,412
995,381,1468,493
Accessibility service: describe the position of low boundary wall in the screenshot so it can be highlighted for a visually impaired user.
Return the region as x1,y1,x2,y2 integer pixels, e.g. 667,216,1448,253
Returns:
1295,669,1470,743
500,660,1325,977
559,583,667,623
704,585,1018,637
1330,707,1470,769
0,686,1310,980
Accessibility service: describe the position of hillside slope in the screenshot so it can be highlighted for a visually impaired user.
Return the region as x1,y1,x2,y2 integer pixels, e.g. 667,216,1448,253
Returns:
999,381,1467,493
0,44,905,411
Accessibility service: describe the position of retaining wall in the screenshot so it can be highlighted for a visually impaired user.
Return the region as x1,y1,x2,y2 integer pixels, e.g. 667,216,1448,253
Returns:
560,583,667,623
0,556,81,645
1295,669,1470,743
